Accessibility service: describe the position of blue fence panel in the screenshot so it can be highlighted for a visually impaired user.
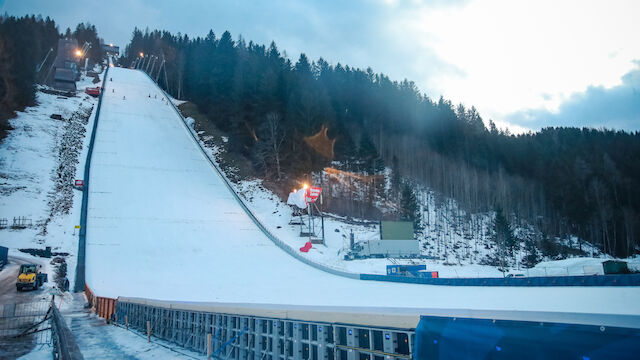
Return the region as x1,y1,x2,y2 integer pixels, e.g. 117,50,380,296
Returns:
74,66,110,292
414,315,640,359
361,273,640,287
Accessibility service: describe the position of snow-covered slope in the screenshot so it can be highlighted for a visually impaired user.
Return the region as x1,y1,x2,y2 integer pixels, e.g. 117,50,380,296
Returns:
0,77,99,286
84,67,640,316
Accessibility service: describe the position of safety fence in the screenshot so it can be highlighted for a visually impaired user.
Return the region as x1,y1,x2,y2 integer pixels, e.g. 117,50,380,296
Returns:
0,297,82,359
113,298,414,360
0,299,51,342
361,273,640,286
50,297,84,360
88,295,640,360
85,284,116,322
416,265,613,279
74,65,110,292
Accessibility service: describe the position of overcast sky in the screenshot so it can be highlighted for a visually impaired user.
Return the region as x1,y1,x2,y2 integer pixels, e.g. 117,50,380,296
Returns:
2,0,639,133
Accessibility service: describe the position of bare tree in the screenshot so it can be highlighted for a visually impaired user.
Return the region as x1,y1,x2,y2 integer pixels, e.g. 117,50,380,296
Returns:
255,112,285,180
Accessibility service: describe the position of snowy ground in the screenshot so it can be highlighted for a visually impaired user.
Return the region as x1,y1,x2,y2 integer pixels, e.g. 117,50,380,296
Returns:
80,67,640,318
198,154,630,279
189,118,613,279
18,293,201,360
0,76,100,289
230,179,509,277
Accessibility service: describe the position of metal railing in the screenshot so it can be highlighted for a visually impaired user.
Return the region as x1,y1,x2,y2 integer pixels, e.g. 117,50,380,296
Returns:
50,297,84,360
0,297,83,359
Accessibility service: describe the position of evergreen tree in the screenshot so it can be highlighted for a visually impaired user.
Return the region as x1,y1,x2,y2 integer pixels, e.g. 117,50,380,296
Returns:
73,22,103,65
521,235,540,268
492,206,517,268
0,15,61,142
400,181,419,226
358,131,383,175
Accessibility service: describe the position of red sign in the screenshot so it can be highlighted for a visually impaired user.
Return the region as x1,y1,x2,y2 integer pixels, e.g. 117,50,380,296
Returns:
305,186,322,204
75,179,84,187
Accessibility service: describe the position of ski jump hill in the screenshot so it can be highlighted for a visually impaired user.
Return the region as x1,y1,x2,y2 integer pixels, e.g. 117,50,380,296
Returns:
78,66,640,357
83,66,640,313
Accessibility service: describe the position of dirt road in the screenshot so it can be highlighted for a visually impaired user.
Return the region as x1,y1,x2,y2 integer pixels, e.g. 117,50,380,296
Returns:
0,256,49,304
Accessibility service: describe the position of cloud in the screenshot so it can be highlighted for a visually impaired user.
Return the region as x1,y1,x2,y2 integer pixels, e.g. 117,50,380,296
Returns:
505,61,640,131
390,0,640,133
3,0,638,134
1,0,462,96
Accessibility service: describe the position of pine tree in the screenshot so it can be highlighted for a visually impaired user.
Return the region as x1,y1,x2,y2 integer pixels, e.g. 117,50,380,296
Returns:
400,181,419,226
492,206,516,269
521,235,540,268
358,131,381,175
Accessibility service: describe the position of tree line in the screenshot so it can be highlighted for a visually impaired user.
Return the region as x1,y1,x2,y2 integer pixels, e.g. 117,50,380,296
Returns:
123,27,640,258
0,14,103,142
0,14,58,140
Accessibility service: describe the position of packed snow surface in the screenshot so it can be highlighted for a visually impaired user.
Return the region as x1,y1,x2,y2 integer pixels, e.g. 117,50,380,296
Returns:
85,68,640,317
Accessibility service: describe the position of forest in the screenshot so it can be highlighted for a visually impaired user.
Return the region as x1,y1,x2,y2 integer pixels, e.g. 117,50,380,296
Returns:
0,14,102,141
121,27,640,258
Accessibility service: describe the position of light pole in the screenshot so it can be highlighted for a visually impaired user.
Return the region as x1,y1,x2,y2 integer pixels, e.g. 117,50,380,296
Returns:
149,56,157,76
36,48,53,73
74,49,84,77
136,52,144,69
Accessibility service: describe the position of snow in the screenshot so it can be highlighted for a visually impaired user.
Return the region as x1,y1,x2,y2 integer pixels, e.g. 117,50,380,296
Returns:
17,344,52,360
211,164,605,278
61,293,200,359
81,67,640,318
230,179,508,277
0,76,100,288
19,293,200,359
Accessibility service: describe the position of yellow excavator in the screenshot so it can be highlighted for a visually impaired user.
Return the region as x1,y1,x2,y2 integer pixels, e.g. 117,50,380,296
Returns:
16,264,47,291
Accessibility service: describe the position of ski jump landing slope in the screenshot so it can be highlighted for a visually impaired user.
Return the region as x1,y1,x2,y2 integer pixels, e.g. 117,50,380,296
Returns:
85,67,640,317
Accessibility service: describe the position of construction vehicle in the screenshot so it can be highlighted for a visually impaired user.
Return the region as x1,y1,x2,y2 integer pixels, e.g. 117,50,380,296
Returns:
16,264,47,291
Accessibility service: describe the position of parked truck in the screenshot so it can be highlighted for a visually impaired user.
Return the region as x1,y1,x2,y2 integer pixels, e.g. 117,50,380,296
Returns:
16,264,47,291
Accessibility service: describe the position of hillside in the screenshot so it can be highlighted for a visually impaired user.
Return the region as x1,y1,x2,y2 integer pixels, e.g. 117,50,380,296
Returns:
122,28,640,261
0,75,100,289
180,101,640,277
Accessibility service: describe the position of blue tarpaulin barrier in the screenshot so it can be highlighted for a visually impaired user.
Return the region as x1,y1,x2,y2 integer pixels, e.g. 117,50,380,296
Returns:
414,315,640,359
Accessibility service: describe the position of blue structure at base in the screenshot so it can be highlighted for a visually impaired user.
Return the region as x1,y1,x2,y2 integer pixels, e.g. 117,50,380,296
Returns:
362,273,640,287
414,315,640,359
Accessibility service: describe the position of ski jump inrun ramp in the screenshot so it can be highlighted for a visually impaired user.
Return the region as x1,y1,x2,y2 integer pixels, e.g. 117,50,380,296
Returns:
83,67,640,318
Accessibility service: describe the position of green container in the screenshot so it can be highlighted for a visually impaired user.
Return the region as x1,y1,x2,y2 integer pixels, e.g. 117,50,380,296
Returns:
602,260,629,275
